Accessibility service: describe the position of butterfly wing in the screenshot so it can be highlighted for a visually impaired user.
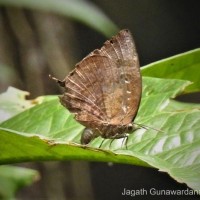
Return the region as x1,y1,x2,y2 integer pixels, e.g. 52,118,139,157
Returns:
60,29,141,128
97,29,141,124
60,55,116,125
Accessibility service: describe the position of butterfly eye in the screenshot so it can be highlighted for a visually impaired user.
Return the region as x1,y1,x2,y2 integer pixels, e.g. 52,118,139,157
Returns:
127,124,133,132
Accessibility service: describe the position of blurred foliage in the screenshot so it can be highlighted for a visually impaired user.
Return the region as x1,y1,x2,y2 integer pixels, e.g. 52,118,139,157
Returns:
0,0,118,37
0,0,118,97
0,0,119,199
0,165,39,200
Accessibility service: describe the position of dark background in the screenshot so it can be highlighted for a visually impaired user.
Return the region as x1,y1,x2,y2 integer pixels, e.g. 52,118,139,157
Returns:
77,0,200,66
1,0,200,199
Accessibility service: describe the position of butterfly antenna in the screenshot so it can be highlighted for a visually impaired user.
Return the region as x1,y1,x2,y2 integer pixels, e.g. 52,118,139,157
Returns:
49,74,65,87
133,122,165,133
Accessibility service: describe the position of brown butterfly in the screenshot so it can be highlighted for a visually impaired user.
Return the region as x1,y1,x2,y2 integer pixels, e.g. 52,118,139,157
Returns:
50,29,142,145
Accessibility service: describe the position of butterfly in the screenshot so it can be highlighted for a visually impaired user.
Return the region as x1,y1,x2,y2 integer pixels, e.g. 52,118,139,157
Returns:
50,29,142,145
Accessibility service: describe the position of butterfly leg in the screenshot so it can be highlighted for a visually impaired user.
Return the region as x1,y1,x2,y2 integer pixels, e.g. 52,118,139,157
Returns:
99,139,106,148
108,133,129,149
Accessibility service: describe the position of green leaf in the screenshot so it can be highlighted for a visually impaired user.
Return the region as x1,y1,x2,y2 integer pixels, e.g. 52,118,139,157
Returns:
0,87,43,123
0,165,39,200
1,49,200,191
0,0,118,37
142,48,200,93
1,76,200,190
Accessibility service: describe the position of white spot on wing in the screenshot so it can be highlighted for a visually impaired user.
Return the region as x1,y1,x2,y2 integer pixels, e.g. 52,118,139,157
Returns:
122,105,127,113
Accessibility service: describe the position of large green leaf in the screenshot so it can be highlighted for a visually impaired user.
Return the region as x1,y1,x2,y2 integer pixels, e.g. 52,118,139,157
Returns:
0,76,200,190
0,0,118,37
0,49,200,191
142,48,200,93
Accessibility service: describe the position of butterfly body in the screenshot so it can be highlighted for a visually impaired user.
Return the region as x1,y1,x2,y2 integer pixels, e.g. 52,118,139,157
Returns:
52,29,141,145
